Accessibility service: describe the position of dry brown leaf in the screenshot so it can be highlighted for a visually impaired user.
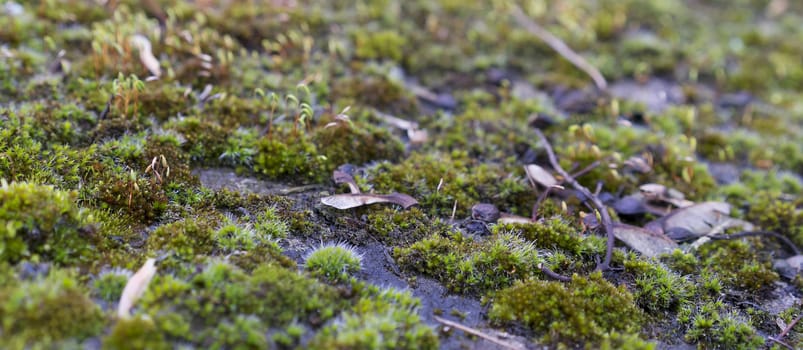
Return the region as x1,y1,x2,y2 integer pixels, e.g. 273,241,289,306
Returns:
647,201,734,240
117,258,157,318
524,164,558,188
333,170,360,194
613,223,679,257
321,193,418,210
130,34,161,77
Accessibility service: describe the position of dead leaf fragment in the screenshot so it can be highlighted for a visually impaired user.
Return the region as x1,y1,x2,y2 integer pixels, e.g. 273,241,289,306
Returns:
118,258,157,318
524,164,558,188
130,34,161,77
613,223,679,258
333,170,360,194
773,255,803,280
647,201,734,240
321,193,418,210
497,213,534,225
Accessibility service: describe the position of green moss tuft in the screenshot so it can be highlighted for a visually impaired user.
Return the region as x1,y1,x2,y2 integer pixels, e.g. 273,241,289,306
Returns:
489,272,643,345
103,316,170,350
304,243,363,284
395,230,540,295
0,181,96,264
309,286,438,350
680,301,764,349
0,268,104,348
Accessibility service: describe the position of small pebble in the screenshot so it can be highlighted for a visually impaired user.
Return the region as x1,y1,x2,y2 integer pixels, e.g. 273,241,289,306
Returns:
471,203,500,222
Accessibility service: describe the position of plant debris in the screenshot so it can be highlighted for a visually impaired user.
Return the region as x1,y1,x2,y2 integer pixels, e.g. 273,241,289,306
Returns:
117,258,157,319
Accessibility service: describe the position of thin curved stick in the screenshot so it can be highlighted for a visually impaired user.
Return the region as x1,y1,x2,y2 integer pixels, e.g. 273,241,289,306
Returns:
510,4,608,90
534,129,615,271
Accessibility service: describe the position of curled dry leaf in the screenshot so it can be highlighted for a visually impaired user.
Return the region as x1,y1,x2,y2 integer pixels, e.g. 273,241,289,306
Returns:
374,109,428,144
321,193,418,210
497,212,534,225
130,34,161,77
623,155,652,174
524,164,558,188
646,201,740,241
773,255,803,280
613,223,678,258
118,258,157,318
639,183,693,208
332,169,360,194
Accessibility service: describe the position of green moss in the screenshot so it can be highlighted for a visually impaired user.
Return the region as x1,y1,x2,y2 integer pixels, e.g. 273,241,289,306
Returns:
254,206,289,240
312,120,405,170
353,30,408,63
680,301,764,349
92,269,131,302
253,132,328,183
495,217,604,256
365,152,531,217
103,316,170,350
395,230,541,295
0,268,104,348
147,215,218,259
304,243,363,284
366,207,451,247
698,239,779,293
745,194,803,249
489,272,643,345
139,261,342,346
622,253,694,313
309,286,438,350
0,181,97,264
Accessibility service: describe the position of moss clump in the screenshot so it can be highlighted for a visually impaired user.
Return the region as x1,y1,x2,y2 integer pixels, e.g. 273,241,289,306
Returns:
495,217,604,256
138,261,342,346
353,30,408,63
0,268,104,349
253,133,327,183
92,268,131,302
312,121,405,170
147,215,218,259
489,272,643,345
304,243,363,284
0,181,96,264
679,301,764,349
698,239,778,293
254,206,289,240
395,231,540,295
103,316,170,350
746,194,803,249
622,253,694,313
309,286,438,350
367,207,452,247
365,152,531,217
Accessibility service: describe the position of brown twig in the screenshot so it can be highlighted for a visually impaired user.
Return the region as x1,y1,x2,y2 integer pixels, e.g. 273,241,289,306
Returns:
768,314,801,350
709,231,801,255
539,263,571,282
534,129,615,271
510,4,607,91
570,160,601,179
433,316,528,350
